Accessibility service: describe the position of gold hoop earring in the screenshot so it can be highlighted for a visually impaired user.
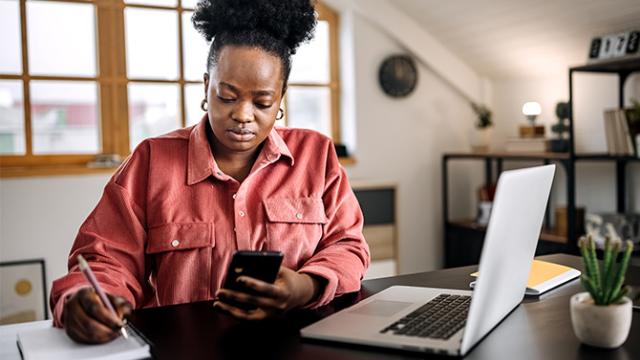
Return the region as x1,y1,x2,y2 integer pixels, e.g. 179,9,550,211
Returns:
276,108,284,120
201,99,208,112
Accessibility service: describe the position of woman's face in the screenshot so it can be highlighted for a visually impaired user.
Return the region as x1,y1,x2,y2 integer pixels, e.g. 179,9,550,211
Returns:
204,46,284,156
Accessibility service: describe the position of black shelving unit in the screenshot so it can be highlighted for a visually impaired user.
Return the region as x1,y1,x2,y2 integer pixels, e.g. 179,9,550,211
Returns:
442,57,640,268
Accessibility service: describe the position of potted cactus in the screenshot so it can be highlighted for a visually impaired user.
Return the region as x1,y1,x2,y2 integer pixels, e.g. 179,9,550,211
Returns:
570,235,634,348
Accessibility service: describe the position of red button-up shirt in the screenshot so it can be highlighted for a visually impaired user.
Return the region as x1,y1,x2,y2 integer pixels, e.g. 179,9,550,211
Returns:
50,116,370,326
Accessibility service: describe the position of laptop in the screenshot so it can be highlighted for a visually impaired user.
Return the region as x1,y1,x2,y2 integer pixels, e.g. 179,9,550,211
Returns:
301,164,556,356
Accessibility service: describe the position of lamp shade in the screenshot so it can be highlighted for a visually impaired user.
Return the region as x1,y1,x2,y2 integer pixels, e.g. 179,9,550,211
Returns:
522,102,541,116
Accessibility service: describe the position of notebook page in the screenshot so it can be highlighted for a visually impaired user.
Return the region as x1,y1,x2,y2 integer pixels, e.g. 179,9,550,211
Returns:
17,325,150,360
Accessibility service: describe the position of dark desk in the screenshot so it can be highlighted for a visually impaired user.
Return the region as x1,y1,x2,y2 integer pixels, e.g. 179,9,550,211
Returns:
129,254,639,359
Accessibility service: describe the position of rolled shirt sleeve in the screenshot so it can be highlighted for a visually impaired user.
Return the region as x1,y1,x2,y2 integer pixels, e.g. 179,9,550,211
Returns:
50,143,151,327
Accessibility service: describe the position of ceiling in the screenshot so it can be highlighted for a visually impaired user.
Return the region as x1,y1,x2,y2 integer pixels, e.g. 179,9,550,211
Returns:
392,0,640,79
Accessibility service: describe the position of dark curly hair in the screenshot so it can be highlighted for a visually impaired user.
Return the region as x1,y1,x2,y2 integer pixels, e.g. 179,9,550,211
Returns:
192,0,317,91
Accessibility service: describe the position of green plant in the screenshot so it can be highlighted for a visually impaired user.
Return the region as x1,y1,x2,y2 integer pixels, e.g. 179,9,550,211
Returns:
555,101,570,120
551,102,570,138
579,235,633,305
471,103,492,129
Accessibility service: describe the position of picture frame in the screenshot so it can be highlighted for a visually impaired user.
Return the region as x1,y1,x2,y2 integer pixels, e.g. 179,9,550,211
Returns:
0,259,48,325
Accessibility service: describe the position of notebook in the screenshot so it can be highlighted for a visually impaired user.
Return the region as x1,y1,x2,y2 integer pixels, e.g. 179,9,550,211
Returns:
17,324,150,360
470,260,581,295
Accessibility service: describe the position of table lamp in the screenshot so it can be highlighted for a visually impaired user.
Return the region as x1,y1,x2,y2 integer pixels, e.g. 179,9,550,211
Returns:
522,102,542,126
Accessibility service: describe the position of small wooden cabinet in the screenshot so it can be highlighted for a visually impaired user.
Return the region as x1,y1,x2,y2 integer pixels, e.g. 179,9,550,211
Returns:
351,181,398,275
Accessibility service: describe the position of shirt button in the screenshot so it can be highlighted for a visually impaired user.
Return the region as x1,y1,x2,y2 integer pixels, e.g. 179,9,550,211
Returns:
232,194,237,199
296,213,303,220
171,239,180,247
233,227,237,232
239,210,245,217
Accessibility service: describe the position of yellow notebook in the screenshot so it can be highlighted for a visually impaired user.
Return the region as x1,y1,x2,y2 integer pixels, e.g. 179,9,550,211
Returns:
470,260,581,295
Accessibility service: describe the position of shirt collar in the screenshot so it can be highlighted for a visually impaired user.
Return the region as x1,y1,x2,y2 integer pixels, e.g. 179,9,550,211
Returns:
187,115,214,185
187,115,294,185
263,127,294,166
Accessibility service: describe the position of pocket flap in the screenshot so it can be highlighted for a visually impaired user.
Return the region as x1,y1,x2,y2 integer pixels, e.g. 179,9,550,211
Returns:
263,198,327,224
146,223,212,254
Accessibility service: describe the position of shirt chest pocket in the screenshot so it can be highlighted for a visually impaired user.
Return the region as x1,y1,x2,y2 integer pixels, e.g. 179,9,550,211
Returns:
263,198,327,269
146,223,214,303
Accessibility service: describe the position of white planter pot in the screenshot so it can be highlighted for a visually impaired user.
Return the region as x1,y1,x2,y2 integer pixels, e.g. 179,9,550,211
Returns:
470,127,493,153
570,292,632,348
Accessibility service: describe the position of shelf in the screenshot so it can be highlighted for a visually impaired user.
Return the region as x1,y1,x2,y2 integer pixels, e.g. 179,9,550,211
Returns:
338,156,357,166
447,219,568,244
444,152,569,161
0,165,118,178
574,153,640,162
570,56,640,73
444,152,640,162
443,56,639,267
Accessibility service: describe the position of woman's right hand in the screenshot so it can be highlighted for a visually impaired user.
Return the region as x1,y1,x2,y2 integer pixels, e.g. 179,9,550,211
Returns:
63,287,132,344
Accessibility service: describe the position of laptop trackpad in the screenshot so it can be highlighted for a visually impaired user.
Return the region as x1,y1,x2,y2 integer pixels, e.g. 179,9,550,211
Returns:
348,300,413,317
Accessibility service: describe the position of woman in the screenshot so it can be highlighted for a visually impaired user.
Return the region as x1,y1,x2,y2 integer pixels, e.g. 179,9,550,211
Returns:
50,0,370,344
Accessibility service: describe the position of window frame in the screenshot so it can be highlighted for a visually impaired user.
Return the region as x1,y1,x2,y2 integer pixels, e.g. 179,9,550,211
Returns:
0,0,346,177
283,1,341,143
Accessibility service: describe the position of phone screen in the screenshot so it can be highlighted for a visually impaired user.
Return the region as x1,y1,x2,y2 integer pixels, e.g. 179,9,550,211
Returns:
220,251,283,310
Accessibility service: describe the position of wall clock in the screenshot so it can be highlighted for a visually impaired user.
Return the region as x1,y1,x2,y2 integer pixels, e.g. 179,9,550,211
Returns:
378,55,418,98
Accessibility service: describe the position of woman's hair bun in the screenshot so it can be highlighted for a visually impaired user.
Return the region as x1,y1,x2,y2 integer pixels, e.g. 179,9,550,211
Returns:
192,0,317,54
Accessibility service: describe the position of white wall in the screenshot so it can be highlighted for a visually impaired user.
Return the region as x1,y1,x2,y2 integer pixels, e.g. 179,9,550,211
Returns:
343,14,480,274
329,0,484,104
0,174,110,295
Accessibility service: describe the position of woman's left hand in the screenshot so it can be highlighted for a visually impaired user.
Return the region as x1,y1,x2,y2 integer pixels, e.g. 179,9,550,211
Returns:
214,267,322,320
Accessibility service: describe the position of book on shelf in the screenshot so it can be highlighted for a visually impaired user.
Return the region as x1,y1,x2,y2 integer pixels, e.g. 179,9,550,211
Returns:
470,260,581,296
505,138,549,153
624,107,640,157
603,110,616,154
618,110,635,154
604,108,639,156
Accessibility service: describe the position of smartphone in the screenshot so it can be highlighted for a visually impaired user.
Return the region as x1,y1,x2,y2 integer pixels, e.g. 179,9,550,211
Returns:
220,251,283,310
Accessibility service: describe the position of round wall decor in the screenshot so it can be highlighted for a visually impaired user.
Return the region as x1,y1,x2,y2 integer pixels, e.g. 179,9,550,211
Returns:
378,55,418,98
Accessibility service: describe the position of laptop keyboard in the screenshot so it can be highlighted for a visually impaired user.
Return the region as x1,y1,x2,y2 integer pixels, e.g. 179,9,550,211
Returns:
379,294,471,340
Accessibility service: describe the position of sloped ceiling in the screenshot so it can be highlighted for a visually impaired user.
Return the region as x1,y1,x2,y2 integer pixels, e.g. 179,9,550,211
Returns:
392,0,640,79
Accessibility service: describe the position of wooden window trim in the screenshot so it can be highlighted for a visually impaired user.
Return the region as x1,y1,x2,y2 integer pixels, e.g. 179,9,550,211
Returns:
0,0,351,178
284,1,342,143
1,0,126,175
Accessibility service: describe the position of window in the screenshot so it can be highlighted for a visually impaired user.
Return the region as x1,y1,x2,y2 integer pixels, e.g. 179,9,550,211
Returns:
283,2,341,142
0,0,342,177
1,0,102,170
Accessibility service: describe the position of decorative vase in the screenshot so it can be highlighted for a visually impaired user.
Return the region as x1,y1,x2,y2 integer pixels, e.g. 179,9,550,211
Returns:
470,127,493,153
570,292,632,348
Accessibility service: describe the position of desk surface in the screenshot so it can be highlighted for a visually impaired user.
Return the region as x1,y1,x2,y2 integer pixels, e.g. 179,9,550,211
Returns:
128,254,639,360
